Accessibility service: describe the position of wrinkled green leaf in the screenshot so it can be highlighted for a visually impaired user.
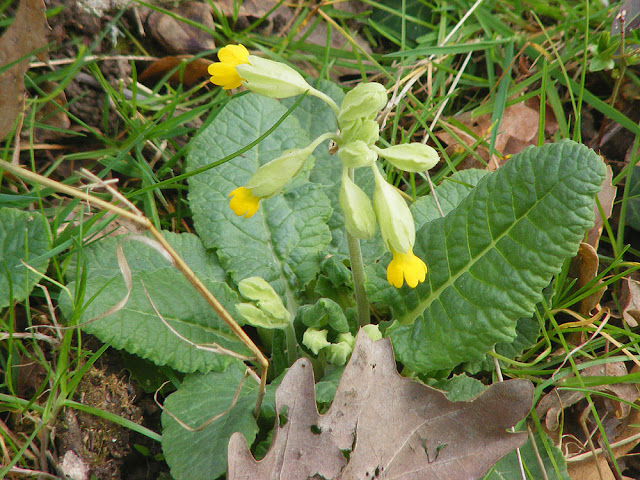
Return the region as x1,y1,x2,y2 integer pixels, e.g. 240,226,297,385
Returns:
295,297,350,333
0,207,50,308
370,140,605,373
162,361,260,480
59,233,250,373
428,373,487,401
187,94,332,297
411,169,488,227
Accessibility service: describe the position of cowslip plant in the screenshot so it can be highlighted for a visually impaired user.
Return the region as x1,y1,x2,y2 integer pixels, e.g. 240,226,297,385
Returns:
210,45,439,333
0,42,605,480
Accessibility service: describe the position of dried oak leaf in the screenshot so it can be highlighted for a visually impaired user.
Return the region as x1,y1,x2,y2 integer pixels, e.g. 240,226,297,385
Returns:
436,99,557,170
228,332,533,480
586,164,616,250
0,0,49,141
568,243,607,314
139,56,213,88
620,276,640,327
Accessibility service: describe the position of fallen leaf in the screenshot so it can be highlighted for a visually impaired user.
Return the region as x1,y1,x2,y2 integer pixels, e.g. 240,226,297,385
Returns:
436,98,558,170
587,164,616,250
32,81,71,142
537,362,639,452
0,0,49,141
620,277,640,327
568,243,607,314
566,407,640,480
228,332,533,479
146,2,215,55
139,56,213,88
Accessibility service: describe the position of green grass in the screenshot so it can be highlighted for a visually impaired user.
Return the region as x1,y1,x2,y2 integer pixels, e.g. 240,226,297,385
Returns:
2,0,640,478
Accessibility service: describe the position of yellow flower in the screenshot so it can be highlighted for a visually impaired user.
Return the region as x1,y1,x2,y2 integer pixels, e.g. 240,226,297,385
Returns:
229,186,260,218
208,44,250,90
386,248,427,288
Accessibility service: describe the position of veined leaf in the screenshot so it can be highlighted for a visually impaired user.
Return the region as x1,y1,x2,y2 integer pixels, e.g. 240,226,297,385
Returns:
187,93,332,296
59,233,250,373
373,140,605,372
162,361,261,480
0,207,50,308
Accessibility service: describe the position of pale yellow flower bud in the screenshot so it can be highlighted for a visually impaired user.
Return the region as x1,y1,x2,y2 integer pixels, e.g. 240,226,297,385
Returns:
339,171,377,239
338,82,387,125
372,167,415,254
245,146,313,198
340,118,380,145
338,140,377,169
236,55,312,98
374,143,440,172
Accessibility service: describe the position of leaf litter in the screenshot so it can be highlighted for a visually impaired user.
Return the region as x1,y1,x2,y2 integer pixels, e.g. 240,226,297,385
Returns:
0,0,49,141
228,331,533,480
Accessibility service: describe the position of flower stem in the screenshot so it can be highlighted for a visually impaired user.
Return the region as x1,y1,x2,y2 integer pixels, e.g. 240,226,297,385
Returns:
309,87,340,117
285,321,298,366
346,168,370,328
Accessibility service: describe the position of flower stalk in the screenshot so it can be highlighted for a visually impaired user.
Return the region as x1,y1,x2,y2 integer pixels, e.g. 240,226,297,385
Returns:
345,168,371,327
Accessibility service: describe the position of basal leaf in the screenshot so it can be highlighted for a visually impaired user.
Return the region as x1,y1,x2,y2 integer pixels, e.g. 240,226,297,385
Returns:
187,93,332,295
59,232,250,373
162,360,260,480
375,140,606,372
0,207,50,308
411,169,488,227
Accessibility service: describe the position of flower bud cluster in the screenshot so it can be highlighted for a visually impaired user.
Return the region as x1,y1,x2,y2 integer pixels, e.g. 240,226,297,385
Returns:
209,44,440,288
335,83,438,288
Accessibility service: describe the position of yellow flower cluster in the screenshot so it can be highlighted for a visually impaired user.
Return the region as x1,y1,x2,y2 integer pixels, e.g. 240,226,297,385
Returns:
208,44,435,289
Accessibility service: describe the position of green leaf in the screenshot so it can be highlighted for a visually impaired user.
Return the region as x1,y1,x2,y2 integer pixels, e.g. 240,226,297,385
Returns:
411,169,488,227
59,233,250,373
295,297,350,333
373,140,606,373
428,374,487,401
0,207,50,309
162,361,260,480
187,93,332,296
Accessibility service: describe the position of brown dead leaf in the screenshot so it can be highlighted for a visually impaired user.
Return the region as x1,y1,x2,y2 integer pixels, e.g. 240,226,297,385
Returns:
228,332,533,479
620,277,640,327
146,2,215,55
567,407,640,480
568,243,607,314
0,0,49,141
537,362,639,456
587,164,616,250
139,56,213,88
32,81,71,142
436,99,558,170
